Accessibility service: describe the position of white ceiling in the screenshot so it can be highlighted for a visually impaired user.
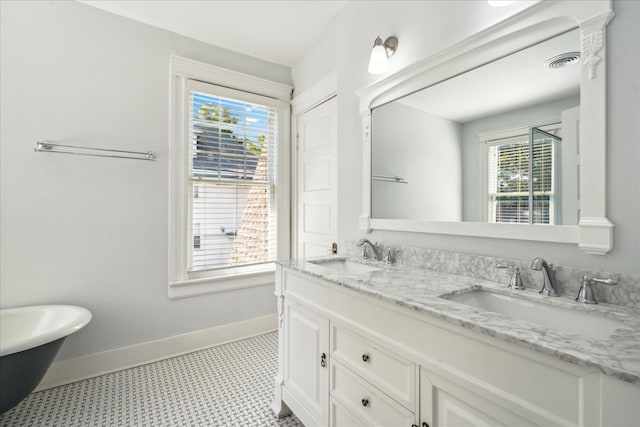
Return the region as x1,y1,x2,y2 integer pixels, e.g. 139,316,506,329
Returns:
79,0,347,67
397,29,580,123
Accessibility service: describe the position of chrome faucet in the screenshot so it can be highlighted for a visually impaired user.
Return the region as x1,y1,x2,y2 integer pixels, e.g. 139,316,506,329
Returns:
357,238,379,261
530,257,560,296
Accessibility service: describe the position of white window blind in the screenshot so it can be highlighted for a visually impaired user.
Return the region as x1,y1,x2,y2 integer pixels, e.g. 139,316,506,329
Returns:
187,80,278,273
488,132,555,224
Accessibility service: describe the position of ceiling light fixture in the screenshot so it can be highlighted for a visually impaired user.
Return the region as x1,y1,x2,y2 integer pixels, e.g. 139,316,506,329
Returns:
368,35,398,75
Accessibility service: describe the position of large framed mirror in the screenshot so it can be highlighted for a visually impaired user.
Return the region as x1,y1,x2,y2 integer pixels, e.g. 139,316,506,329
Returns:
357,0,614,254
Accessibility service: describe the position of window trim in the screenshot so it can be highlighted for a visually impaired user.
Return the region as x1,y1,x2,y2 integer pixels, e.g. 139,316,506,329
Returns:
169,56,292,299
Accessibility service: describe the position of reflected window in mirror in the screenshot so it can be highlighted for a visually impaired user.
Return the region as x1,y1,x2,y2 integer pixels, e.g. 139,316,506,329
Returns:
485,125,562,225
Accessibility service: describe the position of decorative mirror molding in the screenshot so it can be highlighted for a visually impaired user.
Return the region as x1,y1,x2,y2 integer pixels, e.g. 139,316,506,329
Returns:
357,0,614,255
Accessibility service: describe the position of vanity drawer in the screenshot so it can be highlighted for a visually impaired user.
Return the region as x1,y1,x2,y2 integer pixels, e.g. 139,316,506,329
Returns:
330,398,368,427
331,324,416,409
331,361,415,427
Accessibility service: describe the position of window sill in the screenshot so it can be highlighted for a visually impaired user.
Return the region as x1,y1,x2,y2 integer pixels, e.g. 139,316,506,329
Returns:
168,264,276,299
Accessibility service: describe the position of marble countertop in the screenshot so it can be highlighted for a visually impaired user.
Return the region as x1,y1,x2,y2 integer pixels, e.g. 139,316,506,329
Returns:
278,257,640,385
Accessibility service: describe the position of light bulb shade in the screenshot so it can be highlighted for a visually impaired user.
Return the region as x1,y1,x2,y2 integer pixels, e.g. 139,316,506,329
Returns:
368,44,389,75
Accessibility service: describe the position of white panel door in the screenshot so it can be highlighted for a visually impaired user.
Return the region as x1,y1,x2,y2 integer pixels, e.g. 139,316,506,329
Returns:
295,97,338,258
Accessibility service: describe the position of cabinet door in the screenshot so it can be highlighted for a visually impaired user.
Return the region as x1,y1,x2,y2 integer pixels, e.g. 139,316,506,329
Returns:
419,367,538,427
285,300,330,426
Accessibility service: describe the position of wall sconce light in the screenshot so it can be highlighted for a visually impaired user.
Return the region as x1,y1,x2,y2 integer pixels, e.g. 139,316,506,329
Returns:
367,35,398,75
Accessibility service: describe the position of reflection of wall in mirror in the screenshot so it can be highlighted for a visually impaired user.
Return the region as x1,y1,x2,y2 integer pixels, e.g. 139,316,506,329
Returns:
461,96,580,223
372,102,462,221
560,106,579,225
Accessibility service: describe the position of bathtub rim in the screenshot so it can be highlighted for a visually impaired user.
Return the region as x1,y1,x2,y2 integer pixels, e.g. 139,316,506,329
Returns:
0,305,92,357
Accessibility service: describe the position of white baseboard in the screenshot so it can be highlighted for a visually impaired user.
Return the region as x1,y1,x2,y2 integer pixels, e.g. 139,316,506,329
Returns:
37,313,278,391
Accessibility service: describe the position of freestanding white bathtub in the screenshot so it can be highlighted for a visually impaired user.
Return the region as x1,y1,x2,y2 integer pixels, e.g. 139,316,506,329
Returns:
0,305,92,414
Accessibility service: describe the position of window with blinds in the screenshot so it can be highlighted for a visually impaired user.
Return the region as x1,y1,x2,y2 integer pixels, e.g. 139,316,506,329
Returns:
188,80,278,273
487,130,556,224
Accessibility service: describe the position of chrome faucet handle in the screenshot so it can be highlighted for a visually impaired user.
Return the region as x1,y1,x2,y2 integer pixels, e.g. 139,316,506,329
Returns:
496,264,525,290
383,248,399,265
576,275,618,304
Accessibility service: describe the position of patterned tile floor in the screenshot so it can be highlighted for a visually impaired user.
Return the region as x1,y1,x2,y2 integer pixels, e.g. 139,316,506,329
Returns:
0,332,303,427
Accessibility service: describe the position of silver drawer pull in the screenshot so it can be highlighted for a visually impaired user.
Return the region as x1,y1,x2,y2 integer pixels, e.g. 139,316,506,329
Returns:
361,398,369,407
362,354,369,362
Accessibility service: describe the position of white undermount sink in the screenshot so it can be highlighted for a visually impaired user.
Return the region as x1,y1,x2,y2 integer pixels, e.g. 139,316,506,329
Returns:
443,289,624,340
308,259,381,275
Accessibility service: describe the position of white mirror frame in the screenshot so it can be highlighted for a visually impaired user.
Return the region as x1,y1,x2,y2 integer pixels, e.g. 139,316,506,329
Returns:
358,0,614,255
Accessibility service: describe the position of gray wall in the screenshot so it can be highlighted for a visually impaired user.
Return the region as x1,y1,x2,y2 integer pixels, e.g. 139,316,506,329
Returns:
372,102,461,221
292,0,640,274
0,1,291,359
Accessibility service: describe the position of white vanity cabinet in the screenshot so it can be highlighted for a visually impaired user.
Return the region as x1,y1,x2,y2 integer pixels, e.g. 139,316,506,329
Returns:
274,266,639,427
